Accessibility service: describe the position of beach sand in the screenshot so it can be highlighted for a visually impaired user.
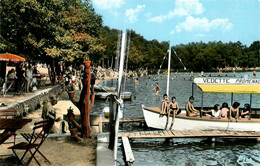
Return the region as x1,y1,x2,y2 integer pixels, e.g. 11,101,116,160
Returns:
0,95,98,166
0,137,96,166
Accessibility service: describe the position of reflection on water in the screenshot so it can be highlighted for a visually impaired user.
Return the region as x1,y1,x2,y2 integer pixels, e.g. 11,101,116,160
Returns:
91,71,260,166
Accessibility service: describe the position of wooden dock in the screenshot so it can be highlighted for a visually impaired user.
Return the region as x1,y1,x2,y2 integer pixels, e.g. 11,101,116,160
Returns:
118,130,260,139
102,118,145,123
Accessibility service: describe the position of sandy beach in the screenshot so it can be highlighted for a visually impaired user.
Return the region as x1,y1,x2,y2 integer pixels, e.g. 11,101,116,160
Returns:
0,98,97,166
0,76,108,166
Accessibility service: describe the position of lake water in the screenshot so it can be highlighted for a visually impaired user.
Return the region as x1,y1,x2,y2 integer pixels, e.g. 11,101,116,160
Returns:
92,71,260,166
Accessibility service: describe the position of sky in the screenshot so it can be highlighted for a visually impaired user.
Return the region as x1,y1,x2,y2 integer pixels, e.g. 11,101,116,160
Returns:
92,0,259,46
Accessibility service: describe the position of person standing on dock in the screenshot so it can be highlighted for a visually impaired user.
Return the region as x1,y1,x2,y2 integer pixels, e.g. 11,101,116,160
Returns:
152,82,160,95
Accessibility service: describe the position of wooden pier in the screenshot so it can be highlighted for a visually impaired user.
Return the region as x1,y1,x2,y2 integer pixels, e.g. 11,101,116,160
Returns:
102,118,145,123
118,130,260,139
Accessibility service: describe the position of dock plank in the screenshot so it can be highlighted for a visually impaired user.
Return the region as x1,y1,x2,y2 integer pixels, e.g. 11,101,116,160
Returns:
118,130,260,139
122,137,135,164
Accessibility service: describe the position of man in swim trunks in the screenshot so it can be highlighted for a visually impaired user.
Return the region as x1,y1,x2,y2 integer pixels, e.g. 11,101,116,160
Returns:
166,97,180,129
185,96,199,116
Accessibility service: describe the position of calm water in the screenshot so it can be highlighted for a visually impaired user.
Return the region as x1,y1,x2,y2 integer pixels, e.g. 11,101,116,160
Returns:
92,71,260,166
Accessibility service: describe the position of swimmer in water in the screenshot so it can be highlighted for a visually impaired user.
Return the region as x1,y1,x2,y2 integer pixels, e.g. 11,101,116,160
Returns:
152,82,160,95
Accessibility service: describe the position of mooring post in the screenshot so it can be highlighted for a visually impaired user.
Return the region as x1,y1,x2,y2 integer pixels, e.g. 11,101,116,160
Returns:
108,94,115,150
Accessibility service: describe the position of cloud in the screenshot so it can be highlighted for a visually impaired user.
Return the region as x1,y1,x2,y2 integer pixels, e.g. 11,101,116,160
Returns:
148,0,203,23
125,5,145,23
92,0,124,9
174,0,203,16
170,30,175,34
175,16,233,32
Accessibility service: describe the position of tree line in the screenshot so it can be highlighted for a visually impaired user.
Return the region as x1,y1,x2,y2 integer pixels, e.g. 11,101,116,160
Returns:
1,0,259,74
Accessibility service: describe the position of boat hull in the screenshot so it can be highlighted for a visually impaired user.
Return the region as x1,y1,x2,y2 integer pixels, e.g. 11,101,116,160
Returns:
142,106,260,131
95,92,132,100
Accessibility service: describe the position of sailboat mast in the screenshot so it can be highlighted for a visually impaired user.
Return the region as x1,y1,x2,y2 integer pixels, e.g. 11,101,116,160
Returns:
113,30,127,161
166,45,171,96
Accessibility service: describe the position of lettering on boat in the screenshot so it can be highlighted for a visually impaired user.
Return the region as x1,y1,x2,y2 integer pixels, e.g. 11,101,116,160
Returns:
195,78,260,85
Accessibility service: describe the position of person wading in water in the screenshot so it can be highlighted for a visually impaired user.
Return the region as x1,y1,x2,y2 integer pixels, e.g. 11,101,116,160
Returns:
152,82,160,96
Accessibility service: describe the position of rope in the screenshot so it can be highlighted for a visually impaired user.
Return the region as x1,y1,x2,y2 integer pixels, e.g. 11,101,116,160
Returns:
172,49,189,73
157,51,169,75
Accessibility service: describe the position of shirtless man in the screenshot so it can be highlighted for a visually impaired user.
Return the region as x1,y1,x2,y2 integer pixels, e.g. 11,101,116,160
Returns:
166,97,179,129
185,96,199,116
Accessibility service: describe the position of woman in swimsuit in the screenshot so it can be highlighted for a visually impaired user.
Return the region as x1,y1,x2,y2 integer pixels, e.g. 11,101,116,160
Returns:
152,82,160,96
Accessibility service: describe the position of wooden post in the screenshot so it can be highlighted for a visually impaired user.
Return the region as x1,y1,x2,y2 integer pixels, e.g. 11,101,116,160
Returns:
108,94,115,150
68,61,95,139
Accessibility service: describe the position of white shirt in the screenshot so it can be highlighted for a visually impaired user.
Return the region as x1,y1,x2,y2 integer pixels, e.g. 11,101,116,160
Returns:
211,109,221,117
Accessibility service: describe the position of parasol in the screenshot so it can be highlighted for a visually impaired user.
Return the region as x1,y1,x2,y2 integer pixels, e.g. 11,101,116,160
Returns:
0,53,25,63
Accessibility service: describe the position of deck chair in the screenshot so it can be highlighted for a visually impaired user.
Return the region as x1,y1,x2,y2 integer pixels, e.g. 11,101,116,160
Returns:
8,119,53,166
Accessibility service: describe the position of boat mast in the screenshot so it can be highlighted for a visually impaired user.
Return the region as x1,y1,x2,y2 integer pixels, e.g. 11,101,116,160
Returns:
114,30,127,161
166,44,171,96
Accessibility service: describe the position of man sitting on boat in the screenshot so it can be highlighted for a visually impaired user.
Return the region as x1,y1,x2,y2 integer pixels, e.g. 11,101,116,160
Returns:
166,97,180,129
185,96,199,116
160,94,169,115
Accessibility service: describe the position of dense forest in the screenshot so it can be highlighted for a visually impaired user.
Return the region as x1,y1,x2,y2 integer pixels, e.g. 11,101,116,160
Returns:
1,0,259,72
